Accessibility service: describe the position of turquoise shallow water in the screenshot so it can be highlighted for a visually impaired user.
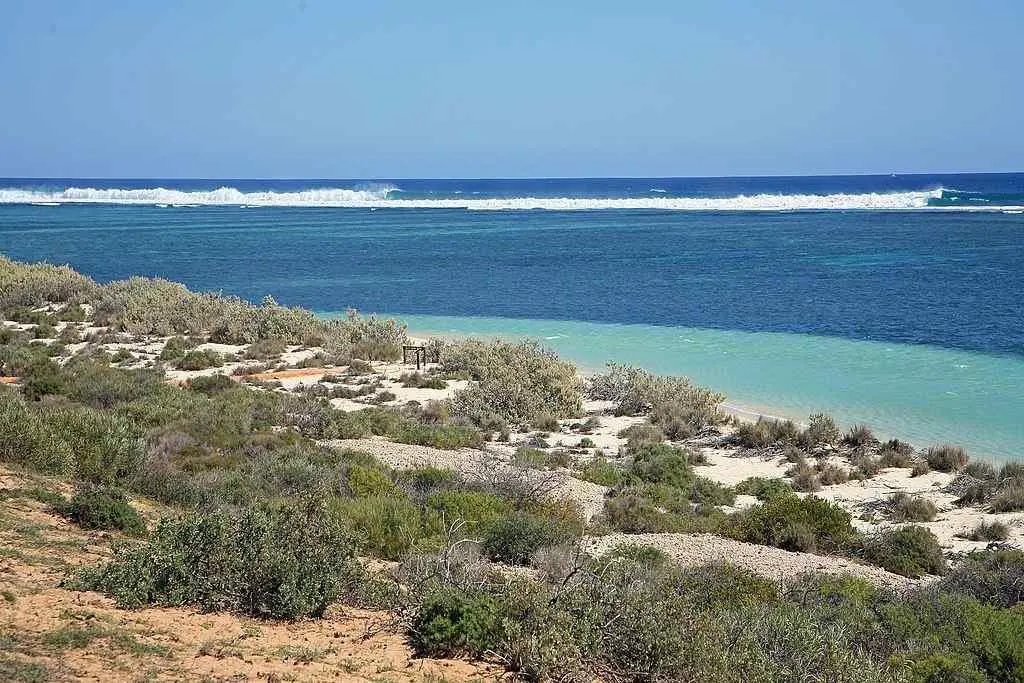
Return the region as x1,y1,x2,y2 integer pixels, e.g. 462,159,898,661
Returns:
384,313,1023,462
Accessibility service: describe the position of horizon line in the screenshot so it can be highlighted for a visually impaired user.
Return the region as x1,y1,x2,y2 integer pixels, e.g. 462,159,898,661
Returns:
1,170,1022,182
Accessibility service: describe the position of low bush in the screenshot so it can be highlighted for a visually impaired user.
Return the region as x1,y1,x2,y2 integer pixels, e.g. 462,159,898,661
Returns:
1000,461,1024,484
786,458,822,492
175,349,223,371
587,363,724,434
56,486,145,535
800,413,840,448
925,444,969,472
626,442,695,488
937,550,1024,608
877,439,915,468
965,520,1010,542
74,502,362,619
185,374,237,395
990,482,1024,513
886,492,938,522
735,418,801,449
735,494,856,554
346,464,401,498
859,525,946,578
332,495,434,560
842,424,876,448
0,256,97,310
443,339,582,428
409,590,503,657
244,337,287,360
482,511,580,565
816,462,849,486
157,335,199,361
910,460,930,477
574,454,622,486
735,477,793,501
399,371,447,390
427,490,511,532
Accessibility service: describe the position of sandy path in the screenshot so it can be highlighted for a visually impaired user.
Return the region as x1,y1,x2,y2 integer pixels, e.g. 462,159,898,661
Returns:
582,532,926,589
330,437,609,520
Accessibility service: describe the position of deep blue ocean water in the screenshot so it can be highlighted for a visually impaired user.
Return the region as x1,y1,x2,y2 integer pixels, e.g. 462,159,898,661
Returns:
1,174,1022,458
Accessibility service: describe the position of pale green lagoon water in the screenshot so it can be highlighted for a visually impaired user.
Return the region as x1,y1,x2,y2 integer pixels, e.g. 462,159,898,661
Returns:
389,314,1023,462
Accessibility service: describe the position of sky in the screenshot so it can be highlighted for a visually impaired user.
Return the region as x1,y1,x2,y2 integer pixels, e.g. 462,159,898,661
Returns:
1,0,1022,178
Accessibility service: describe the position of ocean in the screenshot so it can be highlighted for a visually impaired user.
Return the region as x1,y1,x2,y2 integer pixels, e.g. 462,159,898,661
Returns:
1,174,1021,459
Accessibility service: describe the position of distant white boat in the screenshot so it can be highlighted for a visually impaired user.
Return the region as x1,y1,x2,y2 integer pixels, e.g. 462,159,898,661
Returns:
31,202,60,206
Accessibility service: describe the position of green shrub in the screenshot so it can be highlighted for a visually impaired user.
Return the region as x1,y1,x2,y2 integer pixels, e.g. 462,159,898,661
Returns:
990,482,1024,513
588,363,724,433
21,357,65,401
396,466,460,498
530,413,560,432
801,413,840,448
842,424,876,448
626,442,694,487
74,502,361,619
63,360,166,408
175,349,223,371
185,374,237,395
999,461,1024,484
427,490,511,532
32,320,57,338
965,520,1010,542
333,495,433,560
887,492,938,522
244,337,287,360
57,304,87,322
859,526,947,578
0,256,97,309
735,477,793,501
938,551,1024,608
444,339,582,428
410,591,502,657
398,371,447,390
482,512,579,565
786,459,822,492
672,563,780,610
926,444,969,472
57,486,145,535
602,494,716,534
601,543,669,568
736,494,856,554
0,395,143,482
346,464,400,498
878,439,915,468
907,653,987,683
618,422,664,449
157,335,198,361
689,477,736,506
575,454,622,486
735,418,801,448
0,391,74,473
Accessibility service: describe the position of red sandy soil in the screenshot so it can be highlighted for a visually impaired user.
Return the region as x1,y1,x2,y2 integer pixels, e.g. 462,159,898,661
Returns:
0,465,500,682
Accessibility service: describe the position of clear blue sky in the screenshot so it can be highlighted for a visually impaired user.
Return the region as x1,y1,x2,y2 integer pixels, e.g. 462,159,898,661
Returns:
1,0,1021,178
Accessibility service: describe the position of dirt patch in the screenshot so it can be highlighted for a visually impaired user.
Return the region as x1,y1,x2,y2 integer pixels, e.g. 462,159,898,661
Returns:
0,466,499,682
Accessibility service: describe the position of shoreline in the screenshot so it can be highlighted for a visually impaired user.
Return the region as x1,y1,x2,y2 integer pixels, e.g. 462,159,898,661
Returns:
396,315,1024,463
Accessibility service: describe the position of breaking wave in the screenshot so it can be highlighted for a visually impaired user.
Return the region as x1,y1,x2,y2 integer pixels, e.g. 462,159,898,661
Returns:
0,186,1020,211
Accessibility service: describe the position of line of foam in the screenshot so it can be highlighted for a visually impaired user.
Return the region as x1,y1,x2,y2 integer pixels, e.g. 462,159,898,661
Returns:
1,186,1016,211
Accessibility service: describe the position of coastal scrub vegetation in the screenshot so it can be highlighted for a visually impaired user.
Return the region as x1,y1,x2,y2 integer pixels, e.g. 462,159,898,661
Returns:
588,362,725,437
441,339,583,429
2,257,1023,681
0,255,407,360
